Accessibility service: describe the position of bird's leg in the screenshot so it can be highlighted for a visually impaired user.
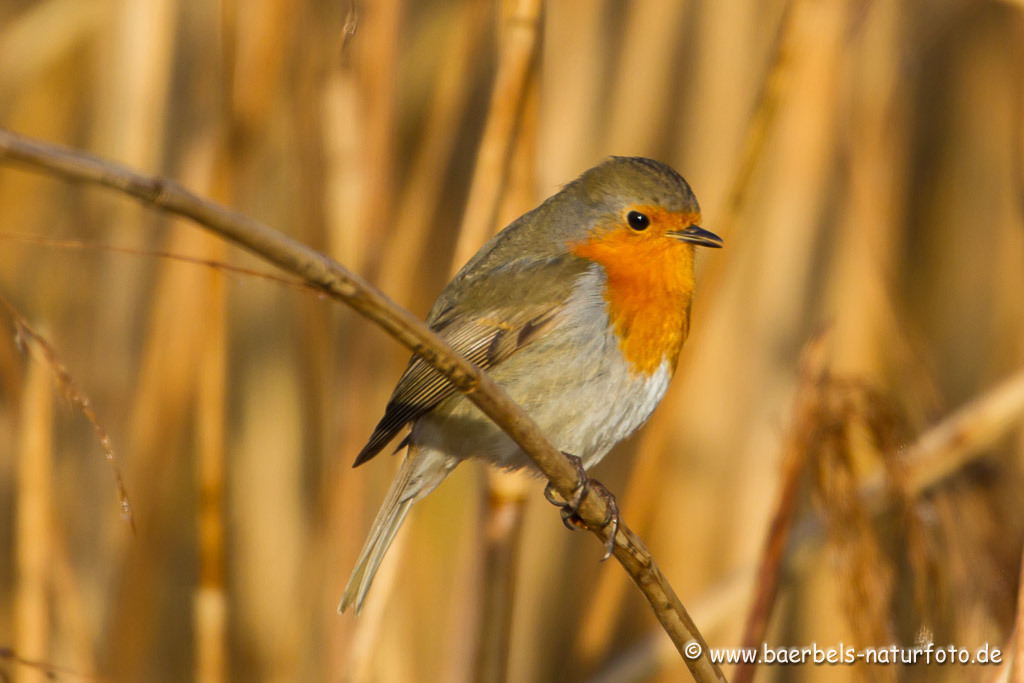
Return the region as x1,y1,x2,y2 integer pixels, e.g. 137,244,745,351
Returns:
543,453,588,526
543,453,621,561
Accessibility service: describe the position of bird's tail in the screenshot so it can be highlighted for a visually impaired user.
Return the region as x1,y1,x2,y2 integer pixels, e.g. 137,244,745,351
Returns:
339,445,457,614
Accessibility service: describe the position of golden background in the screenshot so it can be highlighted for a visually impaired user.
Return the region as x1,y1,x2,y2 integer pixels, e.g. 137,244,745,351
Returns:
1,0,1023,681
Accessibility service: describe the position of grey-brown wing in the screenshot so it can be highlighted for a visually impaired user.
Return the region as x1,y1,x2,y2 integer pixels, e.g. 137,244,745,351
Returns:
351,256,590,467
351,304,562,466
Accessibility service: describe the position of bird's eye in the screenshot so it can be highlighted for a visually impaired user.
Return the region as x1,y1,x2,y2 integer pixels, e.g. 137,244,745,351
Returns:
627,211,650,231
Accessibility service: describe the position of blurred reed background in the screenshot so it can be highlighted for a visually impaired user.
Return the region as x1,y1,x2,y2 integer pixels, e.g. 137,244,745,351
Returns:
1,0,1023,681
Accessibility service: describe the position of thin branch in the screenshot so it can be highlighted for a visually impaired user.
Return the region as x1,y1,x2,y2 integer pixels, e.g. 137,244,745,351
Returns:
0,128,725,683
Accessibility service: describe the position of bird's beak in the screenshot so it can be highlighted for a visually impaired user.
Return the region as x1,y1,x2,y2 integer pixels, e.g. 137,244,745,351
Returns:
668,225,723,248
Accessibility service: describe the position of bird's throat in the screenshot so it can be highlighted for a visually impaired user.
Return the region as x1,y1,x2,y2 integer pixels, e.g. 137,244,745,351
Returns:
570,233,696,375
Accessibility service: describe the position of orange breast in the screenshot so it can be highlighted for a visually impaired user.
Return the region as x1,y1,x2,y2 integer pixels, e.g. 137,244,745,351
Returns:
570,226,696,375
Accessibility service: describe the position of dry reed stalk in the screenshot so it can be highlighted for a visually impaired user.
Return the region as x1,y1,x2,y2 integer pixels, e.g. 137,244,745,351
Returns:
321,70,368,268
472,61,541,683
220,3,312,677
433,1,543,678
320,7,409,665
732,333,828,683
227,0,298,142
0,0,103,96
48,525,99,678
603,0,689,154
0,129,726,683
575,3,801,667
15,347,54,683
378,0,491,298
827,1,906,379
536,0,607,185
903,369,1024,496
478,474,530,678
332,5,492,651
436,480,489,682
351,0,401,277
232,364,307,681
103,144,217,679
712,0,797,233
450,0,542,269
331,6,493,656
1010,548,1024,683
344,512,407,681
585,578,753,683
573,401,676,670
475,472,528,683
194,250,228,683
588,364,1024,682
84,13,179,670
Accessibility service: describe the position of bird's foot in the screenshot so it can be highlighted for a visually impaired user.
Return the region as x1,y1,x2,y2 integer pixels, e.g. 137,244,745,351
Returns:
543,453,620,561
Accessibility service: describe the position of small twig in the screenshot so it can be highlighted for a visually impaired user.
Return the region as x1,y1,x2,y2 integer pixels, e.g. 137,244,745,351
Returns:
0,128,725,682
0,291,134,531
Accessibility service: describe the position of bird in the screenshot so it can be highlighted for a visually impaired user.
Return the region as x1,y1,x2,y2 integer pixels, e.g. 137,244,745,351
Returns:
340,156,722,613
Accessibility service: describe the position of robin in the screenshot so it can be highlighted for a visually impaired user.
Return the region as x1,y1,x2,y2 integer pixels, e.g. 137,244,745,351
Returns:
340,156,722,613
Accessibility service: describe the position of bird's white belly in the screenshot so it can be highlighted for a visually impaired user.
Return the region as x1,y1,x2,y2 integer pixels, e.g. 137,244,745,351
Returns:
410,266,676,471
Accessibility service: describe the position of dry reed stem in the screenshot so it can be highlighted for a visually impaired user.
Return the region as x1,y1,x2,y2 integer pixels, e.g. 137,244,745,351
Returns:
48,523,99,678
0,0,104,95
1011,547,1024,682
379,0,490,297
103,145,219,678
573,395,676,670
195,251,228,683
430,2,541,675
732,333,828,683
901,368,1024,497
351,0,401,276
589,363,1024,682
344,508,406,681
15,349,53,683
468,8,541,674
450,0,542,268
716,0,797,235
576,3,802,670
0,128,725,683
476,474,528,683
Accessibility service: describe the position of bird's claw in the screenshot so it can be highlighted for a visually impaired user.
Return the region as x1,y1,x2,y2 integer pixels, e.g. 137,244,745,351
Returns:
543,453,621,561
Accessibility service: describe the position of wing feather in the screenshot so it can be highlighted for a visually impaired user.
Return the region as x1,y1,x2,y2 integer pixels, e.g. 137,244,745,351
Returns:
352,256,588,467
